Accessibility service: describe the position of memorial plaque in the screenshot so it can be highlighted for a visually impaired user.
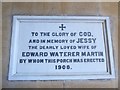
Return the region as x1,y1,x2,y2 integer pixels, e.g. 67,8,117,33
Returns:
8,16,115,80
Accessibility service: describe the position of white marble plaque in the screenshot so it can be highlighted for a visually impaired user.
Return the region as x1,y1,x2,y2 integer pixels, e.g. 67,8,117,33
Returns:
8,16,115,80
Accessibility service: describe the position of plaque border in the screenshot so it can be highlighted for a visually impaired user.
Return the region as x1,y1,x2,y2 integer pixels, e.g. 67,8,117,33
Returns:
8,16,115,80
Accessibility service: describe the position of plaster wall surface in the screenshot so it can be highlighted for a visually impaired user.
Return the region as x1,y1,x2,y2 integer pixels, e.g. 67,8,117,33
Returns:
2,2,118,88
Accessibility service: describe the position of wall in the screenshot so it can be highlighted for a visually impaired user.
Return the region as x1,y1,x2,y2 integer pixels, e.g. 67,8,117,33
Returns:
1,0,120,2
0,2,2,89
2,2,118,88
118,2,120,89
